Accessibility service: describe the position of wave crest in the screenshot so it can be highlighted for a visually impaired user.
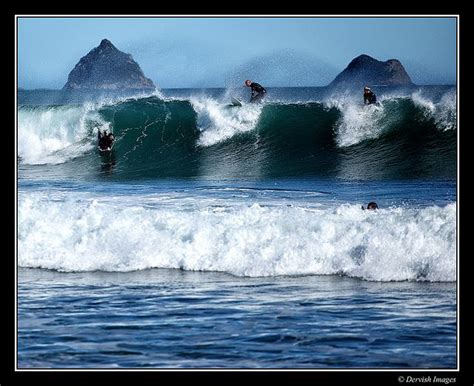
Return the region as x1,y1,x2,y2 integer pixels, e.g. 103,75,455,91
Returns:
18,91,456,179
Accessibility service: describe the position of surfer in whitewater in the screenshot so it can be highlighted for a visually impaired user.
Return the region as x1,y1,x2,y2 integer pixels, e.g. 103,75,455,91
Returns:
245,79,267,103
98,129,115,151
363,86,377,105
362,202,379,210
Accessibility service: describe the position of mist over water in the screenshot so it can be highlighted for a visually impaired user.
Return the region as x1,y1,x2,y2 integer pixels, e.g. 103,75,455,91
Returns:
225,50,338,87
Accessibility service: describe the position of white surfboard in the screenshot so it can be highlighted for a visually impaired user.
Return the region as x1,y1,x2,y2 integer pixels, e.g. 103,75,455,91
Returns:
231,96,243,107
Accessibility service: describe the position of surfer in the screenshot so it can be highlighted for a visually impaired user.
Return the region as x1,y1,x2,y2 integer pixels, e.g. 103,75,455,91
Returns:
98,129,115,151
245,79,267,103
363,86,377,105
363,202,379,210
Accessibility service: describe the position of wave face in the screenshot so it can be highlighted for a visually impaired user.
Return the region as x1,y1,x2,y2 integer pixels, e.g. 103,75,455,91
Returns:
18,87,456,180
18,191,456,282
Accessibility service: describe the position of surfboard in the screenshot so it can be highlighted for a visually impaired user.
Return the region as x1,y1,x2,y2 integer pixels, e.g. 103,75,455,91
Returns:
364,102,380,108
231,96,243,107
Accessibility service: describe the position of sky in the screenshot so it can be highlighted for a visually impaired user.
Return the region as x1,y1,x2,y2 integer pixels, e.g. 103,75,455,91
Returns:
18,17,457,89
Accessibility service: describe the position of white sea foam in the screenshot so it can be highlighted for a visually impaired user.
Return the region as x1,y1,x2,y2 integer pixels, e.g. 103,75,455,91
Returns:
190,97,263,146
18,192,456,282
327,96,384,147
330,90,457,148
17,90,166,165
18,104,107,165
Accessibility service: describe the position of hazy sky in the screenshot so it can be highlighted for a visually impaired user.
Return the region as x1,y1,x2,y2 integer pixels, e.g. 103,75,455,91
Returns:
18,17,457,89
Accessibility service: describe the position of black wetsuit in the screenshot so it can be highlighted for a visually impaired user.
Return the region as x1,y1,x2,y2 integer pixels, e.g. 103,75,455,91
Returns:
364,90,377,105
249,82,267,103
98,131,114,150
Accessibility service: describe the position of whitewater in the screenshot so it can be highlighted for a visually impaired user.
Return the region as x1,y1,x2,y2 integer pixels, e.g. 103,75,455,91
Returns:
18,186,455,282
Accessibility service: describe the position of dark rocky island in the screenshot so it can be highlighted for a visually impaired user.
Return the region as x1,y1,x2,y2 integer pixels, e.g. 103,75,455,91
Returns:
329,54,414,88
63,39,155,90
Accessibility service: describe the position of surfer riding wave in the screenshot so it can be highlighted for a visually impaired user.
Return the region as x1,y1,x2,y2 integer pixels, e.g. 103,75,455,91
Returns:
245,79,267,103
98,129,115,151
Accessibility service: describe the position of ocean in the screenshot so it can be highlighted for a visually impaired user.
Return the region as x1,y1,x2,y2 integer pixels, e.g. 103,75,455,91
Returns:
17,86,457,368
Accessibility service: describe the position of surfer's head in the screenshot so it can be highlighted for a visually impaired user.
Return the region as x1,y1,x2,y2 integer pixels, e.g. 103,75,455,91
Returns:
367,202,378,210
364,86,371,91
245,80,252,87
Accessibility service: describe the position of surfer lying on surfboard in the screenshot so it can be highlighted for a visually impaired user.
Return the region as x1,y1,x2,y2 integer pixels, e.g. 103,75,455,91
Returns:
245,79,267,103
98,129,115,151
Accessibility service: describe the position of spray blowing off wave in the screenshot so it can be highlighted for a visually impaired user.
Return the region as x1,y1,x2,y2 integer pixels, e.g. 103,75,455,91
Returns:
17,91,456,179
18,192,456,282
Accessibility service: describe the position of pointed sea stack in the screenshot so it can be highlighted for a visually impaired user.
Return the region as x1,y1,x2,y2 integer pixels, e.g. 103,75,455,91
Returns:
63,39,156,90
329,54,414,88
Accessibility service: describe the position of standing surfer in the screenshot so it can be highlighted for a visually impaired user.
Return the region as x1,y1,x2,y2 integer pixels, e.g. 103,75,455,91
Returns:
245,79,267,103
363,86,377,105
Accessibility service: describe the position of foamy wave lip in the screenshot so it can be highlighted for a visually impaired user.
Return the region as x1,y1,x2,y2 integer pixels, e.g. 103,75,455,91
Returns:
18,192,456,282
330,90,457,148
17,102,116,165
190,97,263,146
326,96,385,147
412,89,457,131
17,90,167,165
